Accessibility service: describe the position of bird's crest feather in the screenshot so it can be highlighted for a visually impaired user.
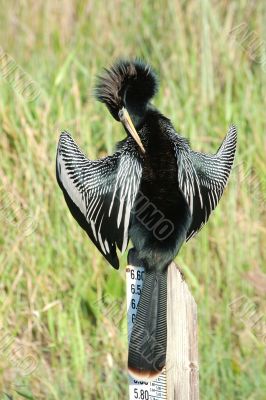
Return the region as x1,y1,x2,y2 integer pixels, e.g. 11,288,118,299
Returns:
94,59,158,119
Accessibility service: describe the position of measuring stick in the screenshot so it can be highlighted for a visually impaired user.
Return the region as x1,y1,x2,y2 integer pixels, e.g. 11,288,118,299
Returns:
126,264,167,400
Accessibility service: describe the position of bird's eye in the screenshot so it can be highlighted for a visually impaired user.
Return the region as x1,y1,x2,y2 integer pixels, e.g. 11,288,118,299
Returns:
118,108,124,120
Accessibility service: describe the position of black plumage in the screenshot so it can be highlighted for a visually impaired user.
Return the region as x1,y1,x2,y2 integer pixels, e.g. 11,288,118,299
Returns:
56,59,237,380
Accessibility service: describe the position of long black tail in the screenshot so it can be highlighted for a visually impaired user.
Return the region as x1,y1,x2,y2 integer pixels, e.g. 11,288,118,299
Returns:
128,268,167,380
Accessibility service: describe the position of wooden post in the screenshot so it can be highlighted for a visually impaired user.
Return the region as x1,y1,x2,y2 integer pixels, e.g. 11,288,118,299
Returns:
166,263,199,400
127,252,199,400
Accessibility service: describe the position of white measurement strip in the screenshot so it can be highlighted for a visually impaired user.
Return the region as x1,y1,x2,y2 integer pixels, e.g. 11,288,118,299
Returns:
126,265,167,400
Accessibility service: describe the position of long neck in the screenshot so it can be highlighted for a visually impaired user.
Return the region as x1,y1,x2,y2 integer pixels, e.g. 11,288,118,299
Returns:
124,88,148,129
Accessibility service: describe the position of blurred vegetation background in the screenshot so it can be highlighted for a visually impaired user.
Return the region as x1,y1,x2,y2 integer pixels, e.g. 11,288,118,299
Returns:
0,0,265,399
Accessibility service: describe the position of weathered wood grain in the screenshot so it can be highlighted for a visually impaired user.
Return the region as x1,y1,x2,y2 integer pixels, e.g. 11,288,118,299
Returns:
166,262,199,400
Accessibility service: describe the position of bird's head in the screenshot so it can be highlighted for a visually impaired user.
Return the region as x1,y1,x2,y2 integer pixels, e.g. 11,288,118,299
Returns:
95,59,158,153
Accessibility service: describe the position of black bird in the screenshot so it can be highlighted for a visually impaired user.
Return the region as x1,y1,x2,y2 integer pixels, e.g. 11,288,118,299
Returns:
56,59,237,380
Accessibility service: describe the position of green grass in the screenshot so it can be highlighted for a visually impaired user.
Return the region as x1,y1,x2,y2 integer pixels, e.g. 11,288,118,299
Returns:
0,1,265,399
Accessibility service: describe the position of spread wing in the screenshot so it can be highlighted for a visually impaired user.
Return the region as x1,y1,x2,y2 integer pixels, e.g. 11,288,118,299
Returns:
174,125,237,240
56,132,143,269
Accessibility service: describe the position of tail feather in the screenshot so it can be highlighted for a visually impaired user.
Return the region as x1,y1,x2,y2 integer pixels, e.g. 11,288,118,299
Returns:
128,268,167,380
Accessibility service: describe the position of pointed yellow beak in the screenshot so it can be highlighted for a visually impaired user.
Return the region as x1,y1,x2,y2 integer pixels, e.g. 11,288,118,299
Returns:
118,107,145,154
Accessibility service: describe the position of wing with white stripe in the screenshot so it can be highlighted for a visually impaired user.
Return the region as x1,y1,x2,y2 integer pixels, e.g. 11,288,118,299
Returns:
174,125,237,240
56,132,143,269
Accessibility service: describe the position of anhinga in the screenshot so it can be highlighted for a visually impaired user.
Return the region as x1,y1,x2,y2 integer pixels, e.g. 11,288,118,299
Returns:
56,59,237,380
